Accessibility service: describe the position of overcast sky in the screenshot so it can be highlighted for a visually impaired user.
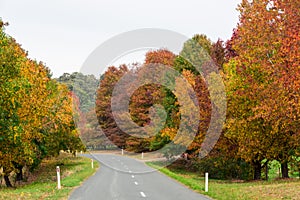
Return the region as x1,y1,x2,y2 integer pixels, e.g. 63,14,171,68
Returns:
0,0,240,77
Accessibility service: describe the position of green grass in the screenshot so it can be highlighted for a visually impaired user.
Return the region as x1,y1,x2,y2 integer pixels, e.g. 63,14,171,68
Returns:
0,153,99,200
147,161,300,200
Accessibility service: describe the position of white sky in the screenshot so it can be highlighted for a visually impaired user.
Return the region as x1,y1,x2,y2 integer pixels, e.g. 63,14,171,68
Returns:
0,0,240,78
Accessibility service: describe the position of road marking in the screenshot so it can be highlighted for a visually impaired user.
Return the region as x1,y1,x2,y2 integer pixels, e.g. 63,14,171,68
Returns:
131,175,135,178
140,192,146,198
129,170,132,173
134,181,138,185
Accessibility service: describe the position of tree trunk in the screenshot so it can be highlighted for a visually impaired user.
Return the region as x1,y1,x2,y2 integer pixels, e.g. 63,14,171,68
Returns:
281,162,289,178
16,170,23,181
12,162,24,181
4,175,12,187
15,165,23,181
265,162,269,181
253,161,262,180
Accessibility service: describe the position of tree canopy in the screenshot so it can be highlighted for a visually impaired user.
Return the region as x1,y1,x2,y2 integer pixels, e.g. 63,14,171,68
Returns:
0,20,85,187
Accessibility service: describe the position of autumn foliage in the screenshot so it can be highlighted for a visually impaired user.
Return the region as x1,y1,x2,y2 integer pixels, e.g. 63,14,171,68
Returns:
224,0,300,179
0,21,84,187
1,0,298,185
94,0,299,181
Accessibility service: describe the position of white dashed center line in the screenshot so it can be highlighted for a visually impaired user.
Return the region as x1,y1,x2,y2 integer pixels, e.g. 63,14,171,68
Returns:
134,181,138,185
131,175,135,178
140,192,146,198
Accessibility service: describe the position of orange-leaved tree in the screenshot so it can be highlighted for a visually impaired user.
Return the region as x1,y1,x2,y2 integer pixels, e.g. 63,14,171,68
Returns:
224,0,300,179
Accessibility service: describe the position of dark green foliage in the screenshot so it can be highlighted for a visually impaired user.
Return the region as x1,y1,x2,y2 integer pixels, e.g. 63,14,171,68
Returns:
56,72,99,113
191,157,253,180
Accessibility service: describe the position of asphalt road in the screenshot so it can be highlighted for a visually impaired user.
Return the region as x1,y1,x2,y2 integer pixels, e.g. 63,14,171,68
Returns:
69,154,211,200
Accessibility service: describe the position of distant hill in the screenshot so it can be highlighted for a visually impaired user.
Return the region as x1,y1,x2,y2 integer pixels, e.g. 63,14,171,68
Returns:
56,72,99,113
56,72,115,149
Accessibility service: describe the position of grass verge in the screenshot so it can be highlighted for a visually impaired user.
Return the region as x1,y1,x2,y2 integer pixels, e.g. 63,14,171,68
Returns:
147,161,300,200
0,153,99,200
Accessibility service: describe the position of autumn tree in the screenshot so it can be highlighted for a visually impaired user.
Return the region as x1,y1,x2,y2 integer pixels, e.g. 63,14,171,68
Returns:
137,50,179,153
0,20,29,186
224,0,300,179
96,65,130,148
79,108,114,150
0,20,85,186
145,37,224,159
171,35,216,157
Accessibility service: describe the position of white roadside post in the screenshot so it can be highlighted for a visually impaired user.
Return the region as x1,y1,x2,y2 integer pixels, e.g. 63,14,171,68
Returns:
122,149,124,155
205,172,209,192
141,152,144,159
56,166,61,189
91,159,94,169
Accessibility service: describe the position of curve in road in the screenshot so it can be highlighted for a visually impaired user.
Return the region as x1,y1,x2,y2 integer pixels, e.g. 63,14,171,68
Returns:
69,154,211,200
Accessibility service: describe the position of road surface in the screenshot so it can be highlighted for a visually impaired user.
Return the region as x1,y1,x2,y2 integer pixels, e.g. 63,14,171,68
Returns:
69,154,211,200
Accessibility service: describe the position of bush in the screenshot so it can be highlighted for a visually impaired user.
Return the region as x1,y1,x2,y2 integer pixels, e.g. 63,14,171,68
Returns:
190,156,253,180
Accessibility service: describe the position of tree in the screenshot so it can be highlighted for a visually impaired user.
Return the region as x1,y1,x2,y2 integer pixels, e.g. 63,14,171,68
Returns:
96,65,130,148
211,39,226,71
0,20,28,186
224,0,300,179
0,20,85,186
79,107,114,150
140,50,179,153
